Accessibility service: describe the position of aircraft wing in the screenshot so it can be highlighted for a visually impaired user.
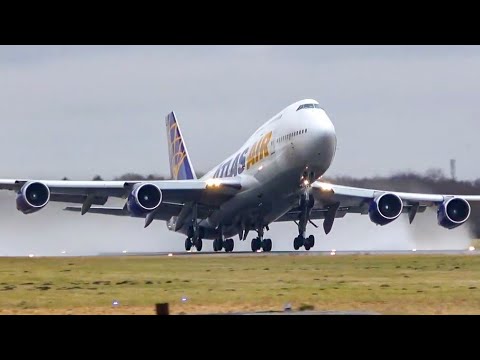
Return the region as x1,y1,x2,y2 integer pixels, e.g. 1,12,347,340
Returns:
276,181,480,234
311,181,480,206
0,178,241,211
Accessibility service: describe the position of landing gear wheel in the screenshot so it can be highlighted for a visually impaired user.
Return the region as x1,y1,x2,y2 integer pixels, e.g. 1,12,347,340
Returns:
194,238,203,252
213,239,223,252
185,238,193,251
251,237,261,252
303,235,315,250
224,239,234,253
262,239,272,252
293,236,304,251
307,235,315,248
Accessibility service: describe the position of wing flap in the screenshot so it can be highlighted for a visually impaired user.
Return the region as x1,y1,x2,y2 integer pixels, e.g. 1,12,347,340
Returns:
64,206,128,217
64,201,184,220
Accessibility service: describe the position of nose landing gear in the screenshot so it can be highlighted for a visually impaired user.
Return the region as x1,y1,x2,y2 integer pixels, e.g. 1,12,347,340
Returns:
293,177,316,251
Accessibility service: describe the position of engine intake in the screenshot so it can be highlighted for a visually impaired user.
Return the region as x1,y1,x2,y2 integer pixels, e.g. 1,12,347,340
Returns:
437,197,471,229
16,181,51,214
127,183,162,216
369,193,403,226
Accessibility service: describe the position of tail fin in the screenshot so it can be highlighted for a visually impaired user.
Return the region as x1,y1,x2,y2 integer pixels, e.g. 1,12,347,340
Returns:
165,111,197,180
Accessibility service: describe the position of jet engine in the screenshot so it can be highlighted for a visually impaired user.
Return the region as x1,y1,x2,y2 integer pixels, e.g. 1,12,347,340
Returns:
16,181,51,214
437,197,470,229
368,193,403,226
127,183,163,216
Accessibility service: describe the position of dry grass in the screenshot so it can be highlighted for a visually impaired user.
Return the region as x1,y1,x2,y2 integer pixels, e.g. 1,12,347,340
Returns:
0,254,479,315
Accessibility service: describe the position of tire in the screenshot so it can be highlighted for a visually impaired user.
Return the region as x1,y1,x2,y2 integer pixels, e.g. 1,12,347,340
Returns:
293,237,300,250
225,239,234,252
251,238,260,252
293,236,304,250
214,239,223,252
262,239,272,252
308,235,315,248
185,238,192,251
195,239,203,252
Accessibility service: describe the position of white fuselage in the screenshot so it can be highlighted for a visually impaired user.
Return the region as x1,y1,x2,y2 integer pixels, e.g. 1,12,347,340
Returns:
169,99,337,240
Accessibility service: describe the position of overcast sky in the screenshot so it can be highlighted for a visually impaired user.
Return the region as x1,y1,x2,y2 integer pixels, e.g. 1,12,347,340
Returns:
0,45,478,255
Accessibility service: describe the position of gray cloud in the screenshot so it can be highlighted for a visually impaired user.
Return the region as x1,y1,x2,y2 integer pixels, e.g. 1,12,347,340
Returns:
0,45,478,255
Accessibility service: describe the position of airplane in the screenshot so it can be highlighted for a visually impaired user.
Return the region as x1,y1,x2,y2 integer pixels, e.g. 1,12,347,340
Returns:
1,98,479,253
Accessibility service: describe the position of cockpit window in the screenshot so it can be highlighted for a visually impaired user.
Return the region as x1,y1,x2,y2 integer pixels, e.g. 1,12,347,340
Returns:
297,104,321,111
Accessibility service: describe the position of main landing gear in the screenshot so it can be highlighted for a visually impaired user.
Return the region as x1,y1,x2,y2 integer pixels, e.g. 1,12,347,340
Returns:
250,226,272,252
185,237,203,251
293,234,315,251
213,238,234,253
251,238,272,252
185,203,205,252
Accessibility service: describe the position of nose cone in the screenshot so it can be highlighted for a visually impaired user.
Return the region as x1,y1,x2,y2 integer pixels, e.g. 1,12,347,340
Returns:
299,109,337,171
312,110,336,152
319,111,336,146
318,112,337,166
322,114,337,157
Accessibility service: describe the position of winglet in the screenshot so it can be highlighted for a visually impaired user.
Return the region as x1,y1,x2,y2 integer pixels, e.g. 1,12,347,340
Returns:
165,112,197,180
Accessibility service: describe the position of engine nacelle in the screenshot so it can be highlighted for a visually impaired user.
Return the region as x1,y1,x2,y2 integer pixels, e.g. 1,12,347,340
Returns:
16,181,51,214
368,193,403,226
437,197,471,229
127,183,163,216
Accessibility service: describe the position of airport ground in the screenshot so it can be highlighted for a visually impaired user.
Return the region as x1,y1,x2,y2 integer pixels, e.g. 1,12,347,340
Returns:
0,252,479,315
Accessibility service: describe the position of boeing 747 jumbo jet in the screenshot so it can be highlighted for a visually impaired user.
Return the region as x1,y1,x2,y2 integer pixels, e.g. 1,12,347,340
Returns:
1,99,479,252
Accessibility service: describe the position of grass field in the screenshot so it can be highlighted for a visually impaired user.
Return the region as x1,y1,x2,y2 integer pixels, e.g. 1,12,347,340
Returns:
0,254,479,315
